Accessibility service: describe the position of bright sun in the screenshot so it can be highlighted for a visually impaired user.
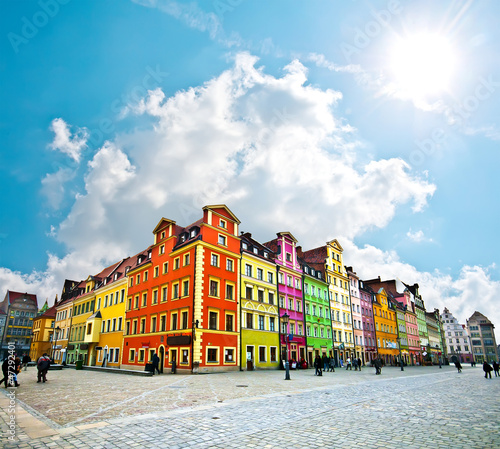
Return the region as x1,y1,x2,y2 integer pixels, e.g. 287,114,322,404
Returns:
389,33,457,99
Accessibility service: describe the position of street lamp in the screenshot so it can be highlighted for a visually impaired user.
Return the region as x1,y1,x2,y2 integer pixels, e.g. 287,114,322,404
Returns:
52,326,61,362
282,313,290,380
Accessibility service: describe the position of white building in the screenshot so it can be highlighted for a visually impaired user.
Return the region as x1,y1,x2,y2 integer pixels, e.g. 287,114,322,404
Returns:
440,308,472,364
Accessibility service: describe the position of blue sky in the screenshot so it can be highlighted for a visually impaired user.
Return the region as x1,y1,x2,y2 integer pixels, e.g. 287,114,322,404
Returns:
1,0,499,335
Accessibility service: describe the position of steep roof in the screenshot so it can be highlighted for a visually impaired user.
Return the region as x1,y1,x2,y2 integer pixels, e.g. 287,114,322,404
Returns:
301,245,328,264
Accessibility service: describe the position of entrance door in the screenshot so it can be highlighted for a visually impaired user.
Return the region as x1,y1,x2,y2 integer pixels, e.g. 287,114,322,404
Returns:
246,346,254,371
171,349,177,366
159,346,164,373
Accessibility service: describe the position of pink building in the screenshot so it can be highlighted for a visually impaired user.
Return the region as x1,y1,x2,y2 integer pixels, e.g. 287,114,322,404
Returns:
264,232,306,363
359,281,377,363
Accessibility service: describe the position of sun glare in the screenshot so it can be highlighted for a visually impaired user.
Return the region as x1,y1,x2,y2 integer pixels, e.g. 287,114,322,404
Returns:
389,33,457,100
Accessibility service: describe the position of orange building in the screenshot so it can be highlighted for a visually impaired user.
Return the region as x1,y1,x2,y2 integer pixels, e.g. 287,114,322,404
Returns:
372,288,399,365
122,205,241,373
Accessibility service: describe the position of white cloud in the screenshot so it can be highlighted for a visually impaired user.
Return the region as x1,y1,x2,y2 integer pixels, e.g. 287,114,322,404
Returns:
406,228,433,243
48,118,88,163
40,168,75,210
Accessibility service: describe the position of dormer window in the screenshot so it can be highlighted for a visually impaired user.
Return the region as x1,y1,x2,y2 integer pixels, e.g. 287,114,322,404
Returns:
190,229,197,238
242,242,248,250
304,267,309,274
311,269,315,276
253,247,258,255
148,251,152,259
264,252,268,258
114,273,118,281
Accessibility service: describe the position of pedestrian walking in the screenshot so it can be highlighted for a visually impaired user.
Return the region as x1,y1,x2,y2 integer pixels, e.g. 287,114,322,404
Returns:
22,354,31,371
357,358,362,371
346,357,352,370
322,354,329,372
329,357,335,372
314,355,322,376
353,358,358,371
151,353,160,375
492,361,499,377
37,353,51,383
171,356,176,374
374,358,382,375
454,360,462,373
483,361,493,379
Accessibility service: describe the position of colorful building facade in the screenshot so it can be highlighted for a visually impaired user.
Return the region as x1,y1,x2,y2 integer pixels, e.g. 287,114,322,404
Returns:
301,260,331,367
240,233,280,370
264,232,306,364
122,205,242,373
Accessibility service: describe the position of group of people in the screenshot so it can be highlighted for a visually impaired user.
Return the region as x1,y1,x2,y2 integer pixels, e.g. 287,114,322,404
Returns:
344,356,363,371
0,353,52,387
482,360,499,379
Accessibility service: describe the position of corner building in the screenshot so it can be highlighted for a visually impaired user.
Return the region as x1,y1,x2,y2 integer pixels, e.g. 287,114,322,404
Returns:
122,205,241,373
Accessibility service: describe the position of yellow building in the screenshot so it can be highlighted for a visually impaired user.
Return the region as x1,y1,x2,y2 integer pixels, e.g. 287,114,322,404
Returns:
53,296,75,364
94,258,131,367
66,277,98,365
240,233,280,370
325,240,353,363
373,288,399,365
30,305,57,361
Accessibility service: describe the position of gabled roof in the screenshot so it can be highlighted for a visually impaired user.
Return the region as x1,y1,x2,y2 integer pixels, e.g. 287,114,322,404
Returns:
152,217,177,235
203,204,241,224
1,291,37,313
327,239,343,252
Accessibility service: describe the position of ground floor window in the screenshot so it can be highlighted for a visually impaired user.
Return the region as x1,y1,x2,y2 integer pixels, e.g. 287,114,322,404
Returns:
207,347,218,363
270,347,277,362
181,349,189,364
259,346,266,362
224,348,235,363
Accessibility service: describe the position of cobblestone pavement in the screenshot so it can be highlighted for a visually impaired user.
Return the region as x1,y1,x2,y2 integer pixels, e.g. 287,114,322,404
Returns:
1,365,499,448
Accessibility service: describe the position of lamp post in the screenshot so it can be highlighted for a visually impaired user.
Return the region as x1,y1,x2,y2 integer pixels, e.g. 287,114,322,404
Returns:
397,337,404,371
52,326,61,362
282,313,290,380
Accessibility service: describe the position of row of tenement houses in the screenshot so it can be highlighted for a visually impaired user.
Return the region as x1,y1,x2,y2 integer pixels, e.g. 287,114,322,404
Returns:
3,205,498,371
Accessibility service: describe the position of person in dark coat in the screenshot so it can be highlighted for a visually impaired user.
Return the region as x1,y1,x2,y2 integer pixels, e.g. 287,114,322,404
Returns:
314,355,322,376
322,354,328,372
357,358,362,371
22,354,31,371
454,360,462,373
483,361,493,379
329,356,335,372
37,353,51,383
151,353,160,375
492,361,499,377
374,358,382,375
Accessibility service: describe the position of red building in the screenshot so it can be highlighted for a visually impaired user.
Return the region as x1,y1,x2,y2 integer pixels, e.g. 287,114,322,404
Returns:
122,205,241,373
